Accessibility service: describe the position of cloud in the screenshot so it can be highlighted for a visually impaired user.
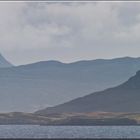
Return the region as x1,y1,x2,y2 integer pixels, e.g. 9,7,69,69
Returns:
0,2,140,65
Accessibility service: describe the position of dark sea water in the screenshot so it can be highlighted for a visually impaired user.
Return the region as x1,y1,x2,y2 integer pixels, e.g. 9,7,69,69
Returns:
0,125,139,138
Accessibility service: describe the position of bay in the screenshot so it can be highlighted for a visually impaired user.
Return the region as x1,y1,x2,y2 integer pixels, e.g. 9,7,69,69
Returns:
0,125,139,138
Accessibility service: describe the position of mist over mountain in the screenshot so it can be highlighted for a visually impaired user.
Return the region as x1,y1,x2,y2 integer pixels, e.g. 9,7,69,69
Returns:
0,54,12,68
36,70,140,114
1,56,140,112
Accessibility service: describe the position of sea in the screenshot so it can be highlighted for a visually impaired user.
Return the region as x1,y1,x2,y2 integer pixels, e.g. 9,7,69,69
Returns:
0,125,139,138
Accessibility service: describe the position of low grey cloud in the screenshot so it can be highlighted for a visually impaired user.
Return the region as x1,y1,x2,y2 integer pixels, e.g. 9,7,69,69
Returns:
0,2,140,65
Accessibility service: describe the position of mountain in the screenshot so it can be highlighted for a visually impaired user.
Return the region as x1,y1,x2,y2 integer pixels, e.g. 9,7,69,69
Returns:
35,70,140,114
1,57,140,112
0,53,12,68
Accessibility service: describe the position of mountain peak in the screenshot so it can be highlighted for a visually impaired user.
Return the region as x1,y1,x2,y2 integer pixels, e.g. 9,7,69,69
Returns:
0,53,13,68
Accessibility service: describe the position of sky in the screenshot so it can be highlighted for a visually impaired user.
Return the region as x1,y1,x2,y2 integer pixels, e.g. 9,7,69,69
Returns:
1,2,140,65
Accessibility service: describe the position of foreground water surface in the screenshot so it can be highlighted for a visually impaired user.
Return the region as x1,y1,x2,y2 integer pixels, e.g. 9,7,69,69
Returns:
0,125,139,138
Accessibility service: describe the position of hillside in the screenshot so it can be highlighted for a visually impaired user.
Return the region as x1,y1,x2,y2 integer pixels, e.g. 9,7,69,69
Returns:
0,57,140,112
35,70,140,114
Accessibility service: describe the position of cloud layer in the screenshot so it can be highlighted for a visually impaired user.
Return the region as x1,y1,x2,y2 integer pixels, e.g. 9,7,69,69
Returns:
0,2,140,65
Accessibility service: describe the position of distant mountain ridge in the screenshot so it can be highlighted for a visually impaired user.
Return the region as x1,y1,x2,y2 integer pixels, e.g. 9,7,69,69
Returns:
0,56,140,112
0,54,12,68
35,69,140,114
18,56,140,67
